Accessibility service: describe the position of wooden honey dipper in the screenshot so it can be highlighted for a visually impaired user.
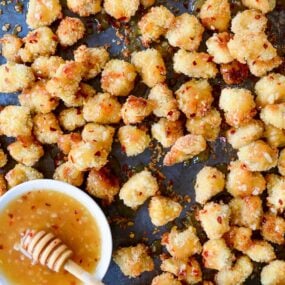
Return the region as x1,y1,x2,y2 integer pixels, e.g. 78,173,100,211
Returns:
14,229,104,285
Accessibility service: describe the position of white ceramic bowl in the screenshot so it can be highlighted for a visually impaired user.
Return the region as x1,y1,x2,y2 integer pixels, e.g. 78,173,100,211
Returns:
0,179,112,284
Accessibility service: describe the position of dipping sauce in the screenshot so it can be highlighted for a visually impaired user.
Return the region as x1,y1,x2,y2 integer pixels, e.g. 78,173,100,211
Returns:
0,190,101,285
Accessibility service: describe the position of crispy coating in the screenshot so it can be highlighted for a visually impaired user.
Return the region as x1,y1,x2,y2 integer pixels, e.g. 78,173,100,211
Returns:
132,49,166,87
33,113,62,144
229,196,263,230
241,0,276,13
67,83,96,108
56,17,85,47
166,13,204,51
264,124,285,148
186,108,221,141
118,125,150,157
86,167,120,204
19,81,59,114
119,170,158,209
226,120,264,149
8,136,44,167
176,79,213,118
162,226,202,259
0,62,35,93
261,103,285,129
5,164,43,189
226,161,266,198
121,96,153,125
140,0,155,8
68,141,109,171
138,5,175,44
57,133,82,155
148,83,180,121
83,93,121,124
199,0,231,31
151,273,182,285
245,240,275,263
278,148,285,176
163,134,207,166
148,196,182,226
0,106,32,137
113,244,154,278
173,49,218,79
0,34,23,62
53,161,84,187
220,60,249,85
59,108,85,131
195,166,225,205
0,149,7,168
151,118,183,148
206,32,233,64
261,260,285,285
0,174,7,196
74,45,109,80
19,27,58,63
237,140,278,172
26,0,62,29
161,257,202,284
101,59,137,96
219,88,256,128
104,0,140,22
67,0,101,17
202,239,234,270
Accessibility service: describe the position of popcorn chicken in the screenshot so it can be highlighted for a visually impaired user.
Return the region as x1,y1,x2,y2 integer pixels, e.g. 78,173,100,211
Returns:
0,34,23,62
33,113,62,144
176,79,213,118
19,27,58,63
0,174,7,196
186,108,222,141
151,118,183,148
0,149,7,168
86,167,120,204
0,62,35,93
199,0,231,31
67,0,101,16
8,136,44,167
226,161,266,198
219,88,256,128
173,49,218,79
59,108,85,131
68,141,109,171
166,13,204,51
31,56,65,79
264,124,285,148
5,164,43,189
245,240,275,263
104,0,140,22
278,148,285,176
83,93,121,124
26,0,62,29
261,103,285,129
149,196,182,226
195,166,225,205
226,120,264,149
206,32,233,64
57,133,82,155
74,45,109,80
247,56,282,77
0,106,33,137
138,5,175,44
161,257,202,284
113,244,154,278
19,81,59,114
53,161,84,187
101,59,137,96
56,17,85,47
140,0,155,8
237,140,278,172
261,213,285,245
202,239,234,270
164,134,207,166
68,83,96,108
148,83,180,121
241,0,276,13
132,49,166,87
220,60,249,85
231,9,267,34
229,196,263,230
118,125,150,157
215,256,253,285
119,170,158,209
151,273,182,285
261,260,285,285
161,226,202,259
266,174,285,213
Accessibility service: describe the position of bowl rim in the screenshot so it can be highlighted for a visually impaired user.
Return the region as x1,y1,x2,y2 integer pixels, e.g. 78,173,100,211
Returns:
0,179,112,283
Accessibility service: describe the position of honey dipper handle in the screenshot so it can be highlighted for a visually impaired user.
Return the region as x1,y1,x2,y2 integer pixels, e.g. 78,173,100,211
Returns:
64,259,105,285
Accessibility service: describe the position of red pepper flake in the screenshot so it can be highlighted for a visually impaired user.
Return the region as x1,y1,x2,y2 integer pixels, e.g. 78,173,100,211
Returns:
52,224,59,230
193,61,197,66
203,250,209,257
217,216,222,224
0,245,3,250
74,210,79,215
50,127,57,131
45,203,51,207
279,199,283,205
95,151,101,156
31,205,36,210
8,213,13,219
263,43,268,49
193,269,200,276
